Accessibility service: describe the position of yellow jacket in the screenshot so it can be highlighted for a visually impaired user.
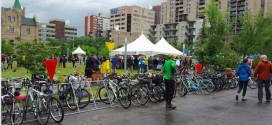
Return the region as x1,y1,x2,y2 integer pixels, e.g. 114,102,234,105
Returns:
101,60,111,74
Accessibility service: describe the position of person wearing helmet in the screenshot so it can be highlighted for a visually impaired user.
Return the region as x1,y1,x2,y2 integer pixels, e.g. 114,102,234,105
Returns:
163,54,176,109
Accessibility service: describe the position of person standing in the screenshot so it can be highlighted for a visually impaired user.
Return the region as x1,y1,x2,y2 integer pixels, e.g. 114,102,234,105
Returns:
7,56,13,70
163,55,177,109
111,56,118,73
235,58,252,102
254,55,272,103
85,55,94,78
62,55,66,68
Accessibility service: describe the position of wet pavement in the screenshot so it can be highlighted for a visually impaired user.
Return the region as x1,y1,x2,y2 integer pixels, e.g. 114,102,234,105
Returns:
26,88,272,125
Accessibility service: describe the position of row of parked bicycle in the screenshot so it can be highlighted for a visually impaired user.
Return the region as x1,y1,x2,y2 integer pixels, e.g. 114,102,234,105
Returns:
1,71,257,125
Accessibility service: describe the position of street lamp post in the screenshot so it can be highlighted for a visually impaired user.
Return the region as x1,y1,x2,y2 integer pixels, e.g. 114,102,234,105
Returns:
124,38,127,74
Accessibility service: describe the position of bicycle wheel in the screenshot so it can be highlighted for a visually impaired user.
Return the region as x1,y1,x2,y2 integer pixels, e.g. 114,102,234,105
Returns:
130,85,142,107
203,80,215,93
176,81,188,97
155,85,165,101
98,87,115,104
37,98,50,125
118,88,131,109
228,78,237,89
78,89,91,109
11,101,24,125
149,87,160,103
65,89,78,111
248,79,257,89
49,97,64,123
140,86,149,105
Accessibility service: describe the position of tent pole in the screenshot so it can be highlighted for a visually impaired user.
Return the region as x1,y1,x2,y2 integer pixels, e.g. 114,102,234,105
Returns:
124,38,127,74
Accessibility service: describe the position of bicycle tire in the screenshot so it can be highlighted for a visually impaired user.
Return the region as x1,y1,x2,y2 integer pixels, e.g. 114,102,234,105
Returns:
37,98,50,125
11,101,24,125
155,85,165,101
98,87,115,104
176,81,188,97
149,87,160,103
228,78,237,89
202,80,215,93
130,85,142,107
118,88,131,109
78,89,91,109
248,79,257,89
139,86,149,105
65,89,78,111
49,97,64,123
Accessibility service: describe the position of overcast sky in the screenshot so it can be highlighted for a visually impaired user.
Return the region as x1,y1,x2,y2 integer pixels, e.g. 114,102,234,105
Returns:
2,0,165,36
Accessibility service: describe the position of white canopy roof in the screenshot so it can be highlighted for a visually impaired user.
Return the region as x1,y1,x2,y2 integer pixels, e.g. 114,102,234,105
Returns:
154,37,183,55
72,46,86,55
110,34,158,56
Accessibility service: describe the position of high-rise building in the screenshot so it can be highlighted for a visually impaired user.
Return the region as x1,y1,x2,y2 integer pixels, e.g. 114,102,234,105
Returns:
1,0,38,45
109,5,155,44
38,19,77,41
153,5,161,24
84,13,110,37
228,0,272,34
150,19,203,45
158,0,272,35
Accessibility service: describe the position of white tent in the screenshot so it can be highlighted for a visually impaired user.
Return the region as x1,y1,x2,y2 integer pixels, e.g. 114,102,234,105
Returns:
154,37,183,55
110,34,158,56
72,46,86,55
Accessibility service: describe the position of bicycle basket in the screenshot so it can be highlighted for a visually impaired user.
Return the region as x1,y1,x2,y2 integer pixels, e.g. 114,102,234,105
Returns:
226,72,233,78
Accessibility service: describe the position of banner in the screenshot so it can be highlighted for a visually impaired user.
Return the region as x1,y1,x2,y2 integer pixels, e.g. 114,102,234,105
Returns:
44,60,58,81
105,42,116,51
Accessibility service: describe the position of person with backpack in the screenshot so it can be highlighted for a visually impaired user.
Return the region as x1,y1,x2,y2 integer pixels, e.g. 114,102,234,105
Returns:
254,55,272,103
235,58,252,102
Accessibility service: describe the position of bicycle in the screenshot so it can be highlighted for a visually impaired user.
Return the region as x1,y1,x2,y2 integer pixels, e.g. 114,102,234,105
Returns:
20,77,50,125
1,78,26,125
57,75,91,111
98,74,131,109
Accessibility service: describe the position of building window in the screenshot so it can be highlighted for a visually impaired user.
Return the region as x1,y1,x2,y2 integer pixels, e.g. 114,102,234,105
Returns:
8,16,11,21
12,17,15,21
9,26,14,33
27,28,30,35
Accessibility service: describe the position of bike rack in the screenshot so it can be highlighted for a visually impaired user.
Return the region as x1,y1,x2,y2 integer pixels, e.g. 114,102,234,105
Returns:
10,79,119,124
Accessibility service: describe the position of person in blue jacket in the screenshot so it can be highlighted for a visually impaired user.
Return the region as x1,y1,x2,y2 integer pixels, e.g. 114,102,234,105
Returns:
235,58,252,101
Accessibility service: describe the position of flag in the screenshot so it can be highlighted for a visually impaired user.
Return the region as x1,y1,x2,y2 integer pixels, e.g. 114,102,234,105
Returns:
105,42,116,51
44,60,58,81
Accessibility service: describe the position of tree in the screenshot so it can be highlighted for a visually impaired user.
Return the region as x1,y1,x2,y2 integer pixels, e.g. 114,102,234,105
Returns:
16,41,52,75
233,11,272,58
148,35,157,44
1,40,14,55
195,0,232,68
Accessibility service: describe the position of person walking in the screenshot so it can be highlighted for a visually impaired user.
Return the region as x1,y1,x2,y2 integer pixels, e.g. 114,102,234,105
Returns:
163,55,177,109
235,58,252,102
254,55,272,103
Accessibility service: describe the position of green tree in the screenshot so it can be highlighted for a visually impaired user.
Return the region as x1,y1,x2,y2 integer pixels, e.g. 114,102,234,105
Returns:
16,41,51,75
233,11,272,58
195,0,231,69
148,35,157,44
1,40,14,55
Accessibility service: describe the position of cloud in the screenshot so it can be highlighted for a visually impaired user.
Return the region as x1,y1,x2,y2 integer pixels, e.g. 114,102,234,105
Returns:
2,0,165,36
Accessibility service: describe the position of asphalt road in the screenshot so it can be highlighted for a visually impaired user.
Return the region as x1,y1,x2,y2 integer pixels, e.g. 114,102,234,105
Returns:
25,88,272,125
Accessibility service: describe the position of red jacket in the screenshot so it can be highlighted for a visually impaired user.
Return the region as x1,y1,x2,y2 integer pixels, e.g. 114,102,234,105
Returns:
254,60,272,80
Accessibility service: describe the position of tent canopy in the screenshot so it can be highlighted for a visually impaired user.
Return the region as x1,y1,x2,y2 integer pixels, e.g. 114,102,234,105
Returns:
154,37,183,55
72,46,86,55
110,34,158,56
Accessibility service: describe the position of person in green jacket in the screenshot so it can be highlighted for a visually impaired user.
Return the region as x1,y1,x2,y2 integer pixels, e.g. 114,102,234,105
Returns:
163,55,177,109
